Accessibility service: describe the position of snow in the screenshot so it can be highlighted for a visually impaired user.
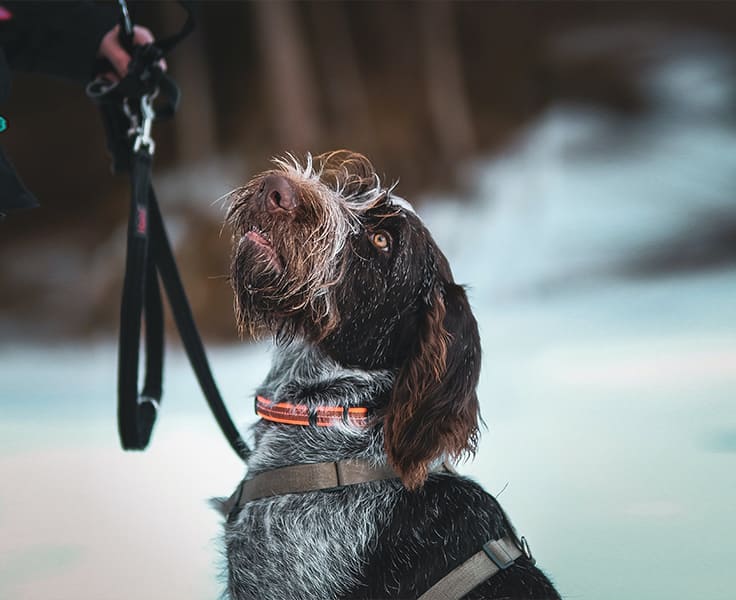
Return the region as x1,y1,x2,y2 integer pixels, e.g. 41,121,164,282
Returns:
2,44,736,600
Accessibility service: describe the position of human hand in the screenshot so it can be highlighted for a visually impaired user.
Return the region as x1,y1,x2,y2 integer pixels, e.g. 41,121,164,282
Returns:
97,24,167,81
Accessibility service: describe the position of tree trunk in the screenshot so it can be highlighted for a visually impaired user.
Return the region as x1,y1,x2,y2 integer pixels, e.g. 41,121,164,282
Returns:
418,1,476,163
161,3,217,163
253,0,322,153
308,1,376,152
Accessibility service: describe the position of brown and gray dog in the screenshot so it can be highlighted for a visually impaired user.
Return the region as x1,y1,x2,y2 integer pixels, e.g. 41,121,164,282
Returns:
222,151,560,599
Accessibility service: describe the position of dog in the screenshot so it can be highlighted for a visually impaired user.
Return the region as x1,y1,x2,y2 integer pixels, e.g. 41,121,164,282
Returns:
220,151,561,599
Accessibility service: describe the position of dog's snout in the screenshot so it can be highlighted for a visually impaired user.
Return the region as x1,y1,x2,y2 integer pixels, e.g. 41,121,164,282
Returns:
262,175,298,213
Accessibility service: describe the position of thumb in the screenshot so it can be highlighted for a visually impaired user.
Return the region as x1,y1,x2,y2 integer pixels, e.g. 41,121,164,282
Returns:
106,46,131,78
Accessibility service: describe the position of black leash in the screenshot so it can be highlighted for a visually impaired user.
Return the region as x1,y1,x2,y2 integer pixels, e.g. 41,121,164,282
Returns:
87,1,249,461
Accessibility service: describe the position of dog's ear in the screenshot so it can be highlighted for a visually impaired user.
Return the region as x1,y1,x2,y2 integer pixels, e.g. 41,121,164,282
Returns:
384,281,481,489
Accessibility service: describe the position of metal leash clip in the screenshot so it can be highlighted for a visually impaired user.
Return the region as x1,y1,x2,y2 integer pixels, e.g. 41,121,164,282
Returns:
122,97,138,139
132,92,157,155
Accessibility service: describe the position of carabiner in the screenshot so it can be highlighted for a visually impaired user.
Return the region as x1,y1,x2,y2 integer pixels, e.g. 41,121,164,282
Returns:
133,92,157,155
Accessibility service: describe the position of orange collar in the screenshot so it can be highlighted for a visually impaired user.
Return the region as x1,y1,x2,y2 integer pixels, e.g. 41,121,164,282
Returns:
255,395,370,427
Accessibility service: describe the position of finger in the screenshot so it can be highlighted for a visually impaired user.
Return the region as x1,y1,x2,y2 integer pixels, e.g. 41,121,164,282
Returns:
98,25,131,78
132,26,166,72
132,25,155,45
106,46,130,78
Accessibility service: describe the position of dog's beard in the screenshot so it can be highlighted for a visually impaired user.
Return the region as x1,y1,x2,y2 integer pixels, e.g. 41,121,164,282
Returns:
228,194,349,342
231,236,283,322
230,236,309,339
227,155,392,343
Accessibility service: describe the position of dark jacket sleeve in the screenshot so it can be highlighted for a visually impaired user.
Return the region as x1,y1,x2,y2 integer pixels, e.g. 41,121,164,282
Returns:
2,1,118,83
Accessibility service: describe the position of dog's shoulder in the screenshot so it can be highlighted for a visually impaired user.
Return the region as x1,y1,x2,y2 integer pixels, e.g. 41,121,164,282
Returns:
346,474,559,600
345,473,504,598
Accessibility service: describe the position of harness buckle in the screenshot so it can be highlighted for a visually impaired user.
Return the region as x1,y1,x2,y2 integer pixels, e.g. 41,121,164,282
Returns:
482,538,517,570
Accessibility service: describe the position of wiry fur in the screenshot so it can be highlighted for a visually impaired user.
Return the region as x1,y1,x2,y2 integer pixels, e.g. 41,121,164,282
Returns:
224,344,401,600
248,342,393,475
227,151,395,342
222,152,561,599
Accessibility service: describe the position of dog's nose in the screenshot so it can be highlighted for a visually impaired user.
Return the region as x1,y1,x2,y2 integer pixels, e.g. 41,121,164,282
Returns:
262,174,298,213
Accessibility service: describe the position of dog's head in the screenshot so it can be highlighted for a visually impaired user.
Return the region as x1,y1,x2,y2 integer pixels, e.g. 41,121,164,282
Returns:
227,151,481,488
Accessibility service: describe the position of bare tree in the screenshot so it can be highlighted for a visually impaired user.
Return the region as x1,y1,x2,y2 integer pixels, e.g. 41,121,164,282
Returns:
308,1,376,151
418,1,476,163
161,2,217,163
253,0,322,152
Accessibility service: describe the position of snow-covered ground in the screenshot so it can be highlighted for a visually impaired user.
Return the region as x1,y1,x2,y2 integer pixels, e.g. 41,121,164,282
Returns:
2,43,736,600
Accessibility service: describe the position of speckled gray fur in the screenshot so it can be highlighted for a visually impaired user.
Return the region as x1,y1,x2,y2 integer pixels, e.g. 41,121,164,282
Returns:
222,341,400,600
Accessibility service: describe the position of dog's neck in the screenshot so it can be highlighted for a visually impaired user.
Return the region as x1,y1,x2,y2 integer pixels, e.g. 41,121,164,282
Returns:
246,341,394,476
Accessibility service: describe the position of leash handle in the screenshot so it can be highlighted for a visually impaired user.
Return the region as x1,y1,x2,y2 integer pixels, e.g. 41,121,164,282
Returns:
86,0,185,173
155,1,196,56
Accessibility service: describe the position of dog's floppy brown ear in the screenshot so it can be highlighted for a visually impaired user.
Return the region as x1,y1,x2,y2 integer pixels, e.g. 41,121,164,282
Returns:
384,282,481,489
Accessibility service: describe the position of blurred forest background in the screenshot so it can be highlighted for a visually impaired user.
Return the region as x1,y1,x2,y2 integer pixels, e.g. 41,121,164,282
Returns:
3,4,736,599
1,0,735,342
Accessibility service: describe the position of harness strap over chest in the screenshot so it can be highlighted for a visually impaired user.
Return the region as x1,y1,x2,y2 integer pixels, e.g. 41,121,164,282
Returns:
417,536,524,600
226,459,529,598
232,459,401,506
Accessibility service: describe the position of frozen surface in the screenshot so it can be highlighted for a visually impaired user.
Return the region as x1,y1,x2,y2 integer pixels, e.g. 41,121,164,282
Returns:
2,49,736,600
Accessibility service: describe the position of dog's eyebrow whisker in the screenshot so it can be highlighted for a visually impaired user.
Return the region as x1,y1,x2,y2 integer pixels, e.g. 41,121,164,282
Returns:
213,186,243,208
348,245,370,263
495,481,511,498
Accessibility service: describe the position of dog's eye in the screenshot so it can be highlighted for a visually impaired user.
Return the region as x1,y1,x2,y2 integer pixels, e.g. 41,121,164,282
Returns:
370,231,391,252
